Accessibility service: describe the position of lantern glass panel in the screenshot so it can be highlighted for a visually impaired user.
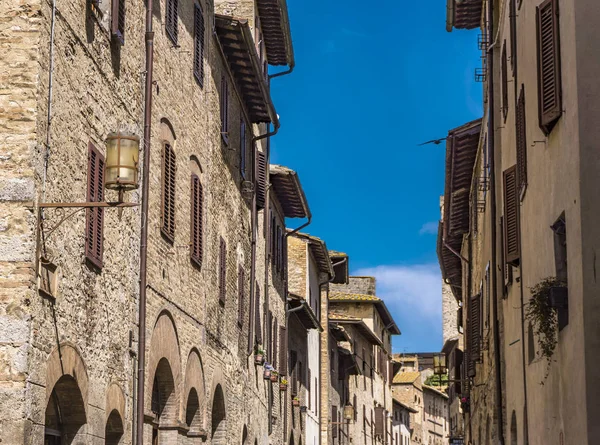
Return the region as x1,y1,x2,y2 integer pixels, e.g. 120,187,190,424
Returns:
106,133,139,191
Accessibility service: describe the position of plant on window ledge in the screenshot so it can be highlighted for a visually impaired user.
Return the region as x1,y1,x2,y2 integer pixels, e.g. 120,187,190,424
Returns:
254,347,265,365
525,276,566,382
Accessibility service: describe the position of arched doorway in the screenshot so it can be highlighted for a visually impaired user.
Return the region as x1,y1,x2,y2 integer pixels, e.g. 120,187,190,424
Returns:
105,409,124,445
211,384,227,445
45,375,87,445
151,358,178,444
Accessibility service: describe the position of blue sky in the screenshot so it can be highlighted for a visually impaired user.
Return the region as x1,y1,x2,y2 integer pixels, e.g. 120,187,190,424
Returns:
270,1,482,353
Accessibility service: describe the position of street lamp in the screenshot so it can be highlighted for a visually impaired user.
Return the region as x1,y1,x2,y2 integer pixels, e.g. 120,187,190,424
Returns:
433,353,447,376
343,403,354,422
105,132,140,194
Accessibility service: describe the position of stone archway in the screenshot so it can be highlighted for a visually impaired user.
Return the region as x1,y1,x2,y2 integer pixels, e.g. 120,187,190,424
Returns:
45,343,88,445
211,384,227,445
45,375,87,444
183,349,207,438
105,409,124,445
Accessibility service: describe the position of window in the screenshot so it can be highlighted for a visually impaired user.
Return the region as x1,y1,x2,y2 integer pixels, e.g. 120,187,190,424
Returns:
161,142,176,242
516,85,527,194
509,0,517,74
111,0,125,45
237,265,245,327
85,143,105,269
279,326,287,375
240,119,247,179
536,0,562,134
220,76,229,144
503,165,520,266
552,212,567,283
166,0,179,45
193,3,205,86
190,174,203,267
219,237,227,304
501,41,508,121
256,151,267,209
254,283,261,343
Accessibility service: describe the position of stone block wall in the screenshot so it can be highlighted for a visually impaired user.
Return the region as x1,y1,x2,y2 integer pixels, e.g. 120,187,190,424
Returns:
331,276,375,296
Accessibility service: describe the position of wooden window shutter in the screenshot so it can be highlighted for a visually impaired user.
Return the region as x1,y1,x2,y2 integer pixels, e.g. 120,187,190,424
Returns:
290,350,298,394
509,0,517,74
308,368,311,409
190,174,203,267
469,294,482,366
256,150,267,209
193,3,205,86
501,41,509,121
237,265,245,327
220,76,229,143
277,226,283,272
536,0,562,133
255,283,262,344
332,407,338,438
353,394,357,421
166,0,178,44
374,407,385,437
111,0,125,44
516,85,528,191
219,237,226,304
279,326,288,375
273,317,278,369
267,311,273,362
85,143,105,268
454,349,463,395
503,166,521,266
161,143,176,242
240,119,247,179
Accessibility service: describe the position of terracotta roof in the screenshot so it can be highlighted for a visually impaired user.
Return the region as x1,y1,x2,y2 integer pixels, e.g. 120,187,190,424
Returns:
214,15,277,124
392,398,418,413
256,0,294,66
289,232,333,277
446,0,483,31
438,119,482,300
423,385,449,399
330,293,401,335
270,165,310,219
393,371,421,385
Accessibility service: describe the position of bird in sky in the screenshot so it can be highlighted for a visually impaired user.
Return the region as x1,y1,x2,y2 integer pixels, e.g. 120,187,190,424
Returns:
417,137,448,146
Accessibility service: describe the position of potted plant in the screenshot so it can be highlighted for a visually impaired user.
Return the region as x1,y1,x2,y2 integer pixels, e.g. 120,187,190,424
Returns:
270,370,279,383
279,378,288,391
263,364,273,380
254,347,265,365
525,277,567,381
292,396,300,407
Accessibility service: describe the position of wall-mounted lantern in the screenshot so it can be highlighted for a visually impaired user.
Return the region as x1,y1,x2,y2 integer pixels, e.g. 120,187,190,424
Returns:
433,353,447,376
343,403,354,421
105,132,140,195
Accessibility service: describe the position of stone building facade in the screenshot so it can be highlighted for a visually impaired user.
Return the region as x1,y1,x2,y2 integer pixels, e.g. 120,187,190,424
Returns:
391,372,423,445
391,400,416,445
0,1,297,445
442,0,600,444
422,386,448,445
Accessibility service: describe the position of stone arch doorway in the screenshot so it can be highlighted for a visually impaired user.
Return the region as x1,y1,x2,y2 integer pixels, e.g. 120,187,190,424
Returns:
45,375,87,445
184,349,206,437
211,384,227,445
510,411,518,445
105,409,124,445
151,358,178,444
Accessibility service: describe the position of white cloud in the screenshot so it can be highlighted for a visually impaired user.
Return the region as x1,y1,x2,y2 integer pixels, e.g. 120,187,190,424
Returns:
418,221,439,235
354,264,442,324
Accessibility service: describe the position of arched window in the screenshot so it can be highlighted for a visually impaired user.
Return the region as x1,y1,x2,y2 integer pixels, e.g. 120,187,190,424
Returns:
105,409,124,445
211,385,227,445
45,375,87,445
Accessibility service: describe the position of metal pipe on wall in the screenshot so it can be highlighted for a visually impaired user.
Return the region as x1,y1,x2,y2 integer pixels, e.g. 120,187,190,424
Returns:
135,0,155,442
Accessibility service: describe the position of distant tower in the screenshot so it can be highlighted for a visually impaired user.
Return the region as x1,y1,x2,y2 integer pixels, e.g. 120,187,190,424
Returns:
440,196,460,345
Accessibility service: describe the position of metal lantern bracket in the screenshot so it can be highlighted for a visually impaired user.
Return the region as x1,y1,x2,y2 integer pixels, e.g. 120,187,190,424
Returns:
32,201,138,241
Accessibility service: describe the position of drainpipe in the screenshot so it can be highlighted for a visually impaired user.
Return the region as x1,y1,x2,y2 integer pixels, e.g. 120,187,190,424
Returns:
135,0,155,443
487,0,506,443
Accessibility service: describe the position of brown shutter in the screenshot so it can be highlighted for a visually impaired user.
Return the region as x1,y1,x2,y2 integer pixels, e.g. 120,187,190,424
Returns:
85,143,104,269
353,395,357,421
190,174,203,267
470,294,482,367
308,368,311,409
219,237,226,304
111,0,125,44
510,0,517,74
332,407,338,438
279,326,288,375
501,41,508,121
374,407,385,437
454,349,463,395
273,317,278,369
240,119,247,179
255,283,262,344
193,3,205,86
220,76,229,142
161,143,176,242
267,311,273,362
290,350,298,394
503,166,520,266
516,85,527,191
237,265,245,327
256,150,267,209
166,0,178,44
537,0,562,133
